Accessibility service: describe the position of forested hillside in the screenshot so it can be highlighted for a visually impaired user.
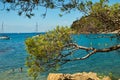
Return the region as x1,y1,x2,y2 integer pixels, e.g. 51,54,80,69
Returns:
71,2,120,33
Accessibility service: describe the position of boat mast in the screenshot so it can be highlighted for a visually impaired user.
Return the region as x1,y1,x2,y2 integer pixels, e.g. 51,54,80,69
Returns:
35,22,38,33
1,22,4,33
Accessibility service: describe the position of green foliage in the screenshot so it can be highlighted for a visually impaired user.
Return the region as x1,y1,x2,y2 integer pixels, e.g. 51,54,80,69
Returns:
89,1,120,31
25,26,72,79
71,0,120,33
2,0,113,18
1,0,119,20
1,0,81,18
71,16,103,33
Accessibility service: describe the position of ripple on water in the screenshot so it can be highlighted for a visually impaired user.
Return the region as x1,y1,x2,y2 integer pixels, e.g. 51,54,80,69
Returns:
0,68,47,80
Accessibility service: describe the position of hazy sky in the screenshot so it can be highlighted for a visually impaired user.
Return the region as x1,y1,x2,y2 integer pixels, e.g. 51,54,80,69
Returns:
0,0,119,33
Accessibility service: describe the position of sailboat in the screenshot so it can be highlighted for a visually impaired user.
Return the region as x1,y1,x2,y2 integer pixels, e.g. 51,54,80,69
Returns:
33,22,40,38
0,22,10,40
35,22,38,33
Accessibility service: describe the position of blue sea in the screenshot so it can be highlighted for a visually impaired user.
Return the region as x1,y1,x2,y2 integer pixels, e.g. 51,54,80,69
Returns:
0,33,120,80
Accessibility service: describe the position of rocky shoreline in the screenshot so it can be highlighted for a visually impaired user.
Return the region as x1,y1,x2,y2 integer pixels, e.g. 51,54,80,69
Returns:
47,72,111,80
74,29,120,34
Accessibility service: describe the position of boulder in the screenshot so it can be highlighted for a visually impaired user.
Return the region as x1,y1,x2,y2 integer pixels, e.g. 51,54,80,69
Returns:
47,72,111,80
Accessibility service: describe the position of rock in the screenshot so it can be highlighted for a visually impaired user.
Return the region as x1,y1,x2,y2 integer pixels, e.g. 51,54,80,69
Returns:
47,72,111,80
103,77,111,80
47,73,63,80
72,72,100,80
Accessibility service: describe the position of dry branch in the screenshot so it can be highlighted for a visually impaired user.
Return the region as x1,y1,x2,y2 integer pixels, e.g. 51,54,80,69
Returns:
62,43,120,62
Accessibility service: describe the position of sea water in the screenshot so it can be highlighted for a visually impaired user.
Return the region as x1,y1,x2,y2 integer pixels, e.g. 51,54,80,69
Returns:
0,33,120,80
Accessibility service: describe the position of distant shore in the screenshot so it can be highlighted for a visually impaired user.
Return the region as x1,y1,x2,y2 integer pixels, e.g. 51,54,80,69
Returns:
75,29,120,34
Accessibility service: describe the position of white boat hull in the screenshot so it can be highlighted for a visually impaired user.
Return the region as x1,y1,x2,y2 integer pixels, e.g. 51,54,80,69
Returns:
0,36,10,40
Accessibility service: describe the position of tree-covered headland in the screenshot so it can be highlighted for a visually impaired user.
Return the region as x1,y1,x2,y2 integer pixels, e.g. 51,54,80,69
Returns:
0,0,120,79
71,0,120,33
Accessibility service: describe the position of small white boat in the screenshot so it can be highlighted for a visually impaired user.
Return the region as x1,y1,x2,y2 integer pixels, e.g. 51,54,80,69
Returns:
0,36,10,40
0,22,10,40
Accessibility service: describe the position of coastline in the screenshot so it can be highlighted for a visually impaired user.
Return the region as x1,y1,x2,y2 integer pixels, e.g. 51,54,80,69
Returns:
101,29,120,34
74,29,120,34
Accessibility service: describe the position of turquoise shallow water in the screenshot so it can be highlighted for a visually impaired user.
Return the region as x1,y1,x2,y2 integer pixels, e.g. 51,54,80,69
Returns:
0,33,120,80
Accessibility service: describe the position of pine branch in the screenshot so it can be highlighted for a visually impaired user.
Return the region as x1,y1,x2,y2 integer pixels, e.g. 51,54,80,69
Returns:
63,43,120,62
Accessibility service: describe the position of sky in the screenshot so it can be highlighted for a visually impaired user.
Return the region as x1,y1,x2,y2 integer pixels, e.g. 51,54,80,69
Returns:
0,0,119,33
